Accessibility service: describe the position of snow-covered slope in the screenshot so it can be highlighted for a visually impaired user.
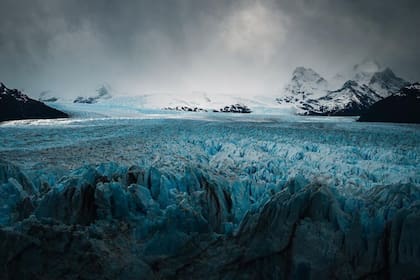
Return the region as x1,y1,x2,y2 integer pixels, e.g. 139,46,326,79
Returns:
50,91,286,118
305,80,382,116
110,92,281,112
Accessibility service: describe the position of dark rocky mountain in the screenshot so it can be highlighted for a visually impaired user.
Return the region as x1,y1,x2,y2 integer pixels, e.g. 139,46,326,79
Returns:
74,85,112,104
164,104,252,113
0,82,68,122
164,106,208,112
358,83,420,123
38,91,58,103
218,104,252,113
39,97,58,103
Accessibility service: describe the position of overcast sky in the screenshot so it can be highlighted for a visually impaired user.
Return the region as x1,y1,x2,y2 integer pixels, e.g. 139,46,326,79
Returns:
1,0,419,97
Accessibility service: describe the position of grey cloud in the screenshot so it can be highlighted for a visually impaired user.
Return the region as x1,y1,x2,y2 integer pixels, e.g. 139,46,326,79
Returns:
0,0,419,97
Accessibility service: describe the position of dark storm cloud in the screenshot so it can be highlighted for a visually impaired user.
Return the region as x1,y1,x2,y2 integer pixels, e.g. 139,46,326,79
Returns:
272,0,420,76
0,0,419,97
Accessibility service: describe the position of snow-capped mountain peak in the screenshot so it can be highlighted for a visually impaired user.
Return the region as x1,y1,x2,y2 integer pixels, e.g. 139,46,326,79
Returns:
277,67,329,107
0,82,30,103
368,67,409,98
303,80,382,116
395,82,420,96
73,84,112,104
405,82,420,91
330,60,382,88
341,80,358,88
292,66,326,81
352,59,381,74
327,79,381,104
277,61,410,116
290,67,328,88
350,60,382,85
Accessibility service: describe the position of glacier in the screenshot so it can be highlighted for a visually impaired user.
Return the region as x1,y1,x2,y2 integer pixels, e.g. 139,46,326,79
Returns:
0,115,419,279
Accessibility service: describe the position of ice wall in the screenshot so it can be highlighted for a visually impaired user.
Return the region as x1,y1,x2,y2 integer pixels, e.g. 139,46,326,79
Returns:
1,160,419,279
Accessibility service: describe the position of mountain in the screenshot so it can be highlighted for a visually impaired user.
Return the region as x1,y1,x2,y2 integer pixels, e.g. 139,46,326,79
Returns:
358,83,420,123
306,80,382,116
0,82,68,122
351,59,382,85
368,68,409,98
38,91,59,103
74,85,112,104
331,60,383,89
219,104,252,113
277,62,409,116
276,67,329,106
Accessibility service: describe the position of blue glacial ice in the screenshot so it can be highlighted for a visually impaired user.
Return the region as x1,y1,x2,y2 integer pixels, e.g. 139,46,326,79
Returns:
0,116,419,279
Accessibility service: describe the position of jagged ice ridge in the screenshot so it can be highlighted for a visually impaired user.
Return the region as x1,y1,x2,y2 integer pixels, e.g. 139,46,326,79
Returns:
0,118,419,278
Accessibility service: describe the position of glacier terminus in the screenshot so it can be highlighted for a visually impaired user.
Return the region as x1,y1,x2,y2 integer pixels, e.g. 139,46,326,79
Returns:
0,115,419,279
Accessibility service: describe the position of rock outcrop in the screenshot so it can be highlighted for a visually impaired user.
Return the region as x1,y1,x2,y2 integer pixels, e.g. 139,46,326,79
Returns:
359,83,420,123
0,83,68,122
73,85,112,104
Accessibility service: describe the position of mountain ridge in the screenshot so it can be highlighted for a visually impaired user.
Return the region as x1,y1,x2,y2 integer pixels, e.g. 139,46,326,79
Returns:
0,82,68,122
358,83,420,123
277,62,410,116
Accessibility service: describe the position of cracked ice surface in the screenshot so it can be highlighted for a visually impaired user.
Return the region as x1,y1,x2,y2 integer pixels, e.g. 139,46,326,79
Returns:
0,117,419,226
0,115,420,279
1,117,418,193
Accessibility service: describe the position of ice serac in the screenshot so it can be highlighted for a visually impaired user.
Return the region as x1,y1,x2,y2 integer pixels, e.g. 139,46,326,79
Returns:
0,160,36,226
0,82,68,122
359,82,420,123
1,159,419,279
